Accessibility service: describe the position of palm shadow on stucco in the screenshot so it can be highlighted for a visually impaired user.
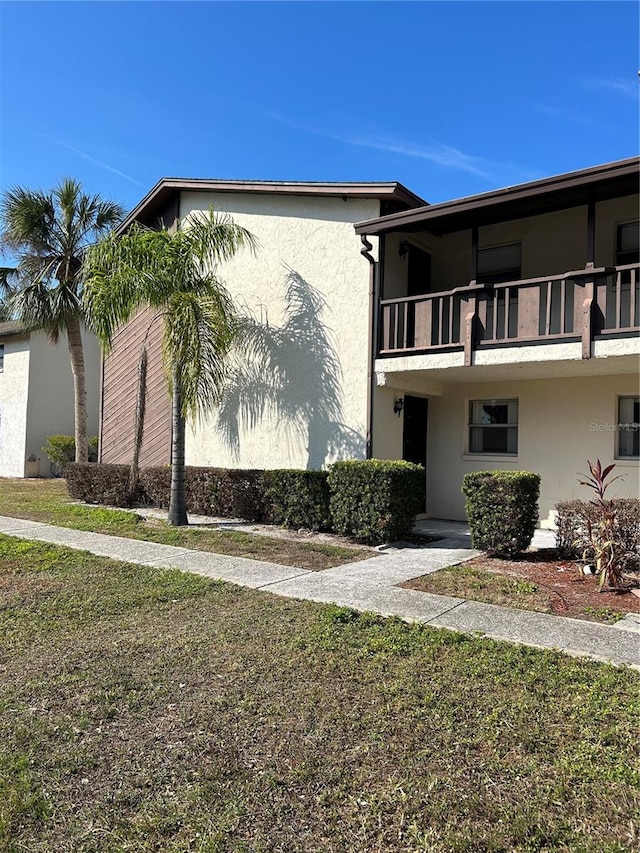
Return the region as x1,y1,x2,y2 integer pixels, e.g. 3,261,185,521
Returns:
217,267,365,469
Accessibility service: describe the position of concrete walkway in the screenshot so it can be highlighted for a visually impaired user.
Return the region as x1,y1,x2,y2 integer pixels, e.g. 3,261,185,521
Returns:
0,514,637,669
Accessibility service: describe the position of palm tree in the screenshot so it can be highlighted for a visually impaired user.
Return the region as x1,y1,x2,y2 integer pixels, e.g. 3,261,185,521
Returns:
0,179,124,462
83,210,257,525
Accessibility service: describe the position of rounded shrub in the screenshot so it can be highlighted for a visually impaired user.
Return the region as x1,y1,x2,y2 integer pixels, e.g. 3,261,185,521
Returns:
462,470,540,557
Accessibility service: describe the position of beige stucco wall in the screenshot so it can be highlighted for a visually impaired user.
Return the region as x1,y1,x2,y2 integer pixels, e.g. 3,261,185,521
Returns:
383,196,638,298
25,328,101,476
180,192,380,470
420,374,639,527
0,335,30,477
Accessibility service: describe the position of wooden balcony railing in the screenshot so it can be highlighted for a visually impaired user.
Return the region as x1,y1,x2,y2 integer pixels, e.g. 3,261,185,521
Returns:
378,263,639,364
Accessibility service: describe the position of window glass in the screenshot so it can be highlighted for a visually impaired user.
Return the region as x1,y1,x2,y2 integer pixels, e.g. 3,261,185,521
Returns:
468,399,518,454
616,222,639,266
0,344,4,371
618,396,639,458
477,243,522,284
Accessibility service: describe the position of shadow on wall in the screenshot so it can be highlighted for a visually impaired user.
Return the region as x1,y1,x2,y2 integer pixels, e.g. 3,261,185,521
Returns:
217,267,365,469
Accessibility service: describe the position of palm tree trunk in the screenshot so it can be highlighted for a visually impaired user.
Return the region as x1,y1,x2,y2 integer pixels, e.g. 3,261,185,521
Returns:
128,346,147,500
168,365,188,526
66,316,88,464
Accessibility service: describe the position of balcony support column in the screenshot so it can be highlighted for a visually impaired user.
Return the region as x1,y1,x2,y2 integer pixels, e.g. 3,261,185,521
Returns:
470,224,478,284
582,278,594,359
586,191,596,269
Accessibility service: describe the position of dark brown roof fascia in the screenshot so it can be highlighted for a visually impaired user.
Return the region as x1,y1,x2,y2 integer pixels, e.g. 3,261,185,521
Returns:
0,321,27,339
354,157,640,236
118,179,427,234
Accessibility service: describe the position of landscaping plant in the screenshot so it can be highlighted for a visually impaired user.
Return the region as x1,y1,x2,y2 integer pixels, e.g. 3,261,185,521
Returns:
462,470,540,557
576,458,631,590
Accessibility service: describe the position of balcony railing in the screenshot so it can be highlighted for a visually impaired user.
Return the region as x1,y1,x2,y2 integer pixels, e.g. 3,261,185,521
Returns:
378,263,639,364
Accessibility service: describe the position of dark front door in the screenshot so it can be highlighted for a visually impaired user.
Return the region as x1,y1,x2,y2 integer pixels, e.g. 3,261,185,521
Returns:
402,395,428,510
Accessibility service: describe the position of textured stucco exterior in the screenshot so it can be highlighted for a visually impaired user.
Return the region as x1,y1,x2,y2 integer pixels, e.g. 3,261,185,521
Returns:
180,192,380,470
0,328,100,478
0,334,30,476
372,373,639,527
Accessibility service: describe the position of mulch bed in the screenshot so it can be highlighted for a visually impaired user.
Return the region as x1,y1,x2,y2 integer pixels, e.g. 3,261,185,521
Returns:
464,549,640,623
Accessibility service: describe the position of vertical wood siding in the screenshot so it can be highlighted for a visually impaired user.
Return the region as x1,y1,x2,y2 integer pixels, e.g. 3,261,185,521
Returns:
100,306,170,467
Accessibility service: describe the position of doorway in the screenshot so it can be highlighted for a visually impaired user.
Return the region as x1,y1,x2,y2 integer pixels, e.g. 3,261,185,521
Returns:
402,395,428,510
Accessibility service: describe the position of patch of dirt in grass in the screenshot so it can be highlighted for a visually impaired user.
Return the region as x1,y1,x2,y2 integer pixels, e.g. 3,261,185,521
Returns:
402,549,640,624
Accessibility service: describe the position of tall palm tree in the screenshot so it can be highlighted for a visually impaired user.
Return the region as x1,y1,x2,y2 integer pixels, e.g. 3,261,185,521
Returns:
83,210,257,525
0,179,125,462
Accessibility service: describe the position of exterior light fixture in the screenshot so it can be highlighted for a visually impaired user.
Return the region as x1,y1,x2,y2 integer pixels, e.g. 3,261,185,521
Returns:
399,241,410,259
393,397,405,417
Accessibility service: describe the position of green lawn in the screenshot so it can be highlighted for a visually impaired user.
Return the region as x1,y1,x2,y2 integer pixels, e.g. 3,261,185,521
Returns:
1,535,638,852
0,478,369,570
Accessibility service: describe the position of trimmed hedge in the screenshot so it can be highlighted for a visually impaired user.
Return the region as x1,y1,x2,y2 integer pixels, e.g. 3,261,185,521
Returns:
66,463,135,506
462,470,540,557
209,469,267,521
327,459,425,545
265,470,331,531
42,434,99,473
555,498,640,569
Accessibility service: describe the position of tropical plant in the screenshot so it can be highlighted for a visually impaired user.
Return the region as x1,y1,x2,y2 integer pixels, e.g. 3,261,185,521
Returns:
577,459,629,590
83,210,257,525
0,179,124,461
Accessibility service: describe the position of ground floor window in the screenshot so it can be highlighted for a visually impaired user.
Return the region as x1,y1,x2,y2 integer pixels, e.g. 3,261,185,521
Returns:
618,396,639,458
468,399,518,455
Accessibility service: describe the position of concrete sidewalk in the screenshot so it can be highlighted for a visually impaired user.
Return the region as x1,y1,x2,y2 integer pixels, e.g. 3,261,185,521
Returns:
0,514,637,669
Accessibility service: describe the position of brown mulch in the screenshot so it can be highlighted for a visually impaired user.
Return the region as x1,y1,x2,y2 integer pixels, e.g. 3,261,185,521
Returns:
466,549,640,622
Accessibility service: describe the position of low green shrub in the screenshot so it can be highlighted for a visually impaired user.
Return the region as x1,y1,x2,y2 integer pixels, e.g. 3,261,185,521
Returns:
138,467,171,508
265,470,331,531
556,497,640,570
462,470,540,557
42,434,98,473
66,463,134,506
328,459,425,545
209,469,267,521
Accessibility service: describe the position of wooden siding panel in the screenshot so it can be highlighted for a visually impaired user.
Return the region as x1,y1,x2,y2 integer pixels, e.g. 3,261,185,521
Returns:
101,307,170,467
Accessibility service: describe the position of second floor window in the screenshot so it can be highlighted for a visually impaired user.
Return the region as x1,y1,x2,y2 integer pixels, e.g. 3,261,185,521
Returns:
477,242,522,285
616,221,639,266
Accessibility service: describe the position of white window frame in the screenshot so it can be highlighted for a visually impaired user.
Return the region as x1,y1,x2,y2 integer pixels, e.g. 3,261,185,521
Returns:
616,395,639,460
467,398,518,456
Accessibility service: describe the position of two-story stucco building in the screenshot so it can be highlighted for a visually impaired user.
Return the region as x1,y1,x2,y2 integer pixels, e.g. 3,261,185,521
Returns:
0,321,101,477
100,159,639,526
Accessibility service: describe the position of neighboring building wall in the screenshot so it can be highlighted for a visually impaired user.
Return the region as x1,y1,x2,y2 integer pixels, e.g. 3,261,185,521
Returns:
424,374,639,526
0,328,99,478
179,192,380,470
0,334,30,477
26,328,101,476
100,307,171,467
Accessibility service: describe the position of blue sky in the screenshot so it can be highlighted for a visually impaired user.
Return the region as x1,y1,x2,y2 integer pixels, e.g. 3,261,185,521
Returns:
0,1,638,217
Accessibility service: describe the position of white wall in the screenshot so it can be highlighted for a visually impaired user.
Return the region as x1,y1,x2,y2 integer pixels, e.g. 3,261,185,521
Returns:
180,192,380,470
424,374,639,526
25,328,101,476
0,334,30,477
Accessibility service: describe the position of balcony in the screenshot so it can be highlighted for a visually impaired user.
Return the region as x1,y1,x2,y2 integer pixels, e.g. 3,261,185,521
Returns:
378,263,639,365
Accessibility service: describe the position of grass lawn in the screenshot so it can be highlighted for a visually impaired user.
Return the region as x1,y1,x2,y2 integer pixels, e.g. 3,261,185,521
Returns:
1,535,638,852
0,478,369,570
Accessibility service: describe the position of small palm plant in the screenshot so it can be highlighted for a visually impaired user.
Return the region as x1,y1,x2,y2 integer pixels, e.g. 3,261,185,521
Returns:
577,459,627,590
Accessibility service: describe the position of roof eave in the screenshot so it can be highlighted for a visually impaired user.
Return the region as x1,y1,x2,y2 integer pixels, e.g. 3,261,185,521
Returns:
354,156,640,236
117,179,427,235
